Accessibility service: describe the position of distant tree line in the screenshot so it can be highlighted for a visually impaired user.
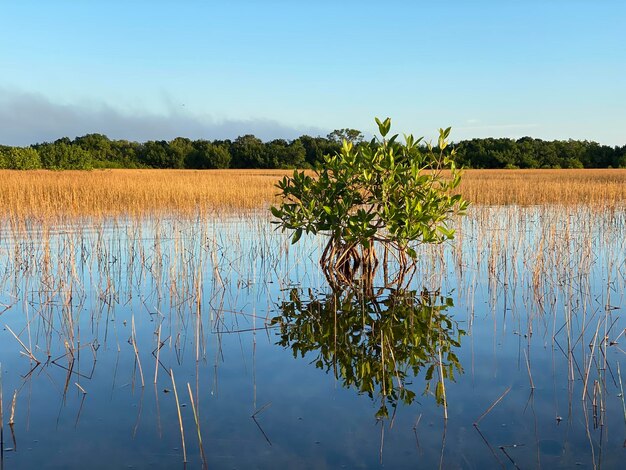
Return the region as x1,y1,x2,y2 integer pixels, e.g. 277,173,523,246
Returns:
1,130,625,170
455,137,626,169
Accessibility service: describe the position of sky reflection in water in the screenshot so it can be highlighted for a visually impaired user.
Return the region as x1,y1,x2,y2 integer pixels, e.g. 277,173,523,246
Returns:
0,206,624,469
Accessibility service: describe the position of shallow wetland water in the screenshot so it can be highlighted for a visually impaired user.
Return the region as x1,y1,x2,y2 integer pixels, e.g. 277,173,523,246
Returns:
0,205,624,468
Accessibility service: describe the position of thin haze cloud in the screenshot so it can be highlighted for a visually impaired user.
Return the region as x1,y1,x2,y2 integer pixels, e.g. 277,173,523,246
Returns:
0,89,327,146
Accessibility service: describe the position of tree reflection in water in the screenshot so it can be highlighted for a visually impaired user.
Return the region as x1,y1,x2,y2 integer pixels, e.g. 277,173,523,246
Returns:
272,285,465,420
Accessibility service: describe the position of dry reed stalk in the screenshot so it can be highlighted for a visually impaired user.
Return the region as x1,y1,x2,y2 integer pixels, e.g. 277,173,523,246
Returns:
195,268,202,364
187,382,207,468
582,321,602,401
170,369,187,463
437,345,448,420
592,380,601,428
5,325,40,364
471,385,513,469
523,349,535,390
617,362,626,427
154,323,162,384
251,403,272,446
8,391,17,425
412,413,422,451
474,386,512,425
131,315,145,388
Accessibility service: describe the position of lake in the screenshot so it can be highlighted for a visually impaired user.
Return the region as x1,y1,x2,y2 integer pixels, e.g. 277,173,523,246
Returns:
0,205,624,468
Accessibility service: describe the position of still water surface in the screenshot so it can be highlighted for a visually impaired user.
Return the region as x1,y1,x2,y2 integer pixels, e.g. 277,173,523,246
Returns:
0,206,624,468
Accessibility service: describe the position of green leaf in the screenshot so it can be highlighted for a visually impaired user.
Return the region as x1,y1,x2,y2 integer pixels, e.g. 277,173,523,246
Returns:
376,117,391,138
291,228,303,244
435,381,445,403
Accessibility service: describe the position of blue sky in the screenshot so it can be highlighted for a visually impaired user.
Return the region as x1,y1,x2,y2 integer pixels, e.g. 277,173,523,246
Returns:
1,1,624,145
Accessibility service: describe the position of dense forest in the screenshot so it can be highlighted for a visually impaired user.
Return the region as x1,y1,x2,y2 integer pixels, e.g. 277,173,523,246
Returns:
1,129,625,170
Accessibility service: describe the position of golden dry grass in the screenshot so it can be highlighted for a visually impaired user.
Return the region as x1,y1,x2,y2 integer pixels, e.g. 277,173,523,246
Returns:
459,169,626,206
1,168,625,220
0,169,282,219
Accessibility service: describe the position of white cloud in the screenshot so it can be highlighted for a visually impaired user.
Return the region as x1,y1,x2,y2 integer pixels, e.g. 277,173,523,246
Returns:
0,88,326,146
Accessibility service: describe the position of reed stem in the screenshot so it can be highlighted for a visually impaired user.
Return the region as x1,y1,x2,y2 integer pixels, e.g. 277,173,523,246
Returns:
170,369,187,463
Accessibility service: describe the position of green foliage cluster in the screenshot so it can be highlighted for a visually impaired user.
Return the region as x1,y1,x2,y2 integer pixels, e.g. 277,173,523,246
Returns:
271,118,469,275
272,287,464,418
1,127,624,170
38,141,93,170
456,137,626,169
0,146,41,169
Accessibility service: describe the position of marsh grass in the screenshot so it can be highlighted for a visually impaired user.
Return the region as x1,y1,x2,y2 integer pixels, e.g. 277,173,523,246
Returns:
0,169,281,220
458,169,626,206
1,169,626,222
